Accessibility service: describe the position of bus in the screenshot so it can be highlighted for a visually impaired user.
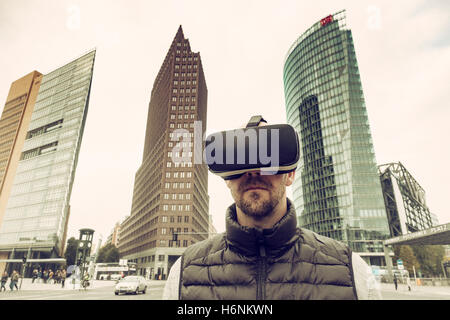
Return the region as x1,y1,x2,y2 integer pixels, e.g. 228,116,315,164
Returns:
94,262,137,280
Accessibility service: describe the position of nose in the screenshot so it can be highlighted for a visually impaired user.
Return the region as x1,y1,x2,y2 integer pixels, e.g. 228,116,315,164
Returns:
243,170,261,177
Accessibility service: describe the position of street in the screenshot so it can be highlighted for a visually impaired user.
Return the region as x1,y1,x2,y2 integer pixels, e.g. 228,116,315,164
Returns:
380,282,450,300
0,279,166,300
1,278,450,300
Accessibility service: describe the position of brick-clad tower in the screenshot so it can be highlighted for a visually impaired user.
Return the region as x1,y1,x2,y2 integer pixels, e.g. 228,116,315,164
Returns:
119,26,209,279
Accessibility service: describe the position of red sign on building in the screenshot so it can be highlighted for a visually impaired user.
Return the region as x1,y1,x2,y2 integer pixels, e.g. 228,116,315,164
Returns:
320,15,333,26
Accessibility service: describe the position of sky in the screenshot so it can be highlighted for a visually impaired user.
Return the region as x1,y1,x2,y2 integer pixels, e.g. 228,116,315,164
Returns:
0,0,449,248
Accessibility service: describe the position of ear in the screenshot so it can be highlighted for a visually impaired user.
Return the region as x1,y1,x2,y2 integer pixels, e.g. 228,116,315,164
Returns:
285,171,295,187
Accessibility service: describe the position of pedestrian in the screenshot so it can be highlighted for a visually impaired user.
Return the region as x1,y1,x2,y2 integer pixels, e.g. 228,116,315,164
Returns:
406,276,412,291
31,268,38,283
48,269,53,284
55,270,60,284
1,271,8,292
163,116,381,300
393,274,398,290
9,270,19,291
61,269,66,288
38,269,42,283
42,269,48,283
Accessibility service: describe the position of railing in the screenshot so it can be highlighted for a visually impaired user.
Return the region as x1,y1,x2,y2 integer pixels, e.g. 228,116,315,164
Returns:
380,276,450,286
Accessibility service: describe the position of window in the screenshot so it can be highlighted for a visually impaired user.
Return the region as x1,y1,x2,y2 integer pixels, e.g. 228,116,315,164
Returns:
177,216,182,223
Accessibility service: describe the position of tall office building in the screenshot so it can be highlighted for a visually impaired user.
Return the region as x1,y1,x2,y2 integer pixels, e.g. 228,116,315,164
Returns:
283,11,390,265
379,162,436,237
0,50,96,273
118,26,209,279
0,72,42,226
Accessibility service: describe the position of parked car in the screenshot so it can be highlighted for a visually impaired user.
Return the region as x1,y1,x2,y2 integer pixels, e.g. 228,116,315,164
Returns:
114,276,147,295
110,274,122,281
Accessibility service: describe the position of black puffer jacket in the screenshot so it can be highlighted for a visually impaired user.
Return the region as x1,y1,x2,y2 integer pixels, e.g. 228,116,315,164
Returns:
180,199,357,300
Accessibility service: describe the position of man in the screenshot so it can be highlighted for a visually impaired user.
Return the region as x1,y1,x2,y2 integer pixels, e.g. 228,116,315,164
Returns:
61,269,67,288
9,270,19,291
163,116,381,300
1,271,7,292
31,268,38,283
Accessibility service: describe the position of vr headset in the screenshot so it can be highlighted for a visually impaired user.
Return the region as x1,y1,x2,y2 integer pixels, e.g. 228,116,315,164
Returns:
205,116,300,180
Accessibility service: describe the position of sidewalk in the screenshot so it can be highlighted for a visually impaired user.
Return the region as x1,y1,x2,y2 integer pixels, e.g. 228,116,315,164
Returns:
12,278,117,291
380,282,450,295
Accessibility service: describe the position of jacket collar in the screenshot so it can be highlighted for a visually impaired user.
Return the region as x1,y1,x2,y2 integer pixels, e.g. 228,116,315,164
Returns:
225,198,299,257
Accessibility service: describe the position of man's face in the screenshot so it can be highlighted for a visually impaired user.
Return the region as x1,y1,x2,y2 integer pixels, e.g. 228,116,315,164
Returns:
225,171,295,220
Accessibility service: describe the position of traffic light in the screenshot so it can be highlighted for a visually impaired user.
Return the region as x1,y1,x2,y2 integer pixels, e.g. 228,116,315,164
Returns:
22,256,27,264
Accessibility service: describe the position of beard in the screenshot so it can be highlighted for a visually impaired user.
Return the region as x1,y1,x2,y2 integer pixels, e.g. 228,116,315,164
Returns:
233,175,286,220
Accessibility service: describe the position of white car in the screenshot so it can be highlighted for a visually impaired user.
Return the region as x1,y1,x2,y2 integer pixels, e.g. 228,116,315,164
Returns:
114,276,147,295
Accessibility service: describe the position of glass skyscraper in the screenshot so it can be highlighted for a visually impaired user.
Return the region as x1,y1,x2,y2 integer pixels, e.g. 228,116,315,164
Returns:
283,11,390,265
0,50,96,264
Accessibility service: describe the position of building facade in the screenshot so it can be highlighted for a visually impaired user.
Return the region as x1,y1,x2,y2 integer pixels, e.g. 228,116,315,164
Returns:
0,71,42,230
0,50,96,274
283,11,390,265
118,26,209,279
378,162,436,237
106,221,121,248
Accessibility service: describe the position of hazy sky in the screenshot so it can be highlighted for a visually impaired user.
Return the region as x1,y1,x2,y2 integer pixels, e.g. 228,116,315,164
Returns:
0,0,449,247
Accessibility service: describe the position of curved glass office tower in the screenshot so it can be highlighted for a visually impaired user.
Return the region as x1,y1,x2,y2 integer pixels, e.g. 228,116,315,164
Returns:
283,11,390,265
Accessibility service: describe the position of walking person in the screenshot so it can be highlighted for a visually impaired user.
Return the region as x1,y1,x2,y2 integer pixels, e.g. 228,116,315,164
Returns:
406,276,412,291
9,270,19,291
37,269,42,283
393,274,398,290
31,268,38,283
1,271,7,292
43,269,48,283
48,269,53,284
163,116,382,300
55,270,60,285
61,269,66,288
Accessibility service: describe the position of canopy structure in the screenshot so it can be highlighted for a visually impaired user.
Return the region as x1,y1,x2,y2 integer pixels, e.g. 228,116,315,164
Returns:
384,222,450,246
383,222,450,281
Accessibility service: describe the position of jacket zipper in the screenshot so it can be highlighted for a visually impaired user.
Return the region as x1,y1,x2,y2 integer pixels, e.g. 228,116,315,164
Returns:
257,241,267,300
